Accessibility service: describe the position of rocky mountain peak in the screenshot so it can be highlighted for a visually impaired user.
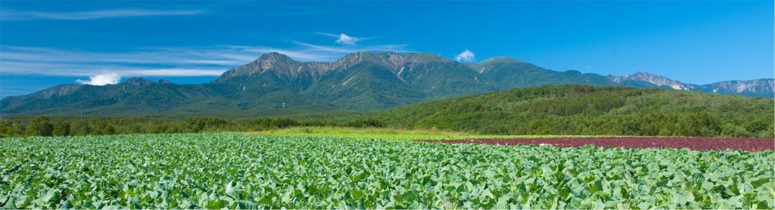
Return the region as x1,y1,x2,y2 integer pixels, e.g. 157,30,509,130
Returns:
335,52,403,68
333,52,452,71
256,52,296,69
124,77,153,86
708,79,775,94
214,52,302,82
612,72,689,90
631,71,667,79
258,52,292,61
470,57,529,74
36,84,82,99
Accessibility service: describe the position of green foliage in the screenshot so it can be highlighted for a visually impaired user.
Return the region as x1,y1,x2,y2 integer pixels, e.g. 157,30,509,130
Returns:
1,85,770,138
25,116,53,136
374,85,774,137
0,117,337,137
51,122,70,136
0,121,17,138
0,134,772,208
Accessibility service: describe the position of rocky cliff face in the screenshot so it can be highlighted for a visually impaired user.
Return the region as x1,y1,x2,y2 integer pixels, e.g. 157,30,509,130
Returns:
28,84,82,99
610,71,773,97
611,72,692,90
699,79,774,97
215,52,456,83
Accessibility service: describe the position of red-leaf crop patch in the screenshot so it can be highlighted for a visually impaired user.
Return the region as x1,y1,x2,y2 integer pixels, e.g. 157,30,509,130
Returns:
431,137,774,151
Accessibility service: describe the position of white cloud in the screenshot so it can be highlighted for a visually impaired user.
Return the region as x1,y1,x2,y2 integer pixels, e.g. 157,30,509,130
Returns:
336,33,357,45
455,49,475,63
315,32,367,45
76,72,121,85
0,9,206,21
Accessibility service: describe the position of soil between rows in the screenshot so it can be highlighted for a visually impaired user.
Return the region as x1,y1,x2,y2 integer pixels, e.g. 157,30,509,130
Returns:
427,137,774,151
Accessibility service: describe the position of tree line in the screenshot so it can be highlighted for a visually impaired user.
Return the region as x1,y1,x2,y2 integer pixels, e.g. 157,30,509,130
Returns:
2,85,772,138
0,117,386,137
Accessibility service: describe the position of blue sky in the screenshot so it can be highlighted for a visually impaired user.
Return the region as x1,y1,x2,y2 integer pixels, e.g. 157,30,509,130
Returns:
1,1,772,97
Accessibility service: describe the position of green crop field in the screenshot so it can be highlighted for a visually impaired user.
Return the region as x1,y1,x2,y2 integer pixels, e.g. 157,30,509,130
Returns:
1,133,773,209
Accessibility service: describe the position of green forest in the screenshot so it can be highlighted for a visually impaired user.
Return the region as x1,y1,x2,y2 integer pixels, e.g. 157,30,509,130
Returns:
374,85,774,137
1,85,772,138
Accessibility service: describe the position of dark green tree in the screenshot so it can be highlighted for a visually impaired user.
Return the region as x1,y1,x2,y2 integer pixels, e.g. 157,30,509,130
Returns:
52,121,71,136
27,116,54,136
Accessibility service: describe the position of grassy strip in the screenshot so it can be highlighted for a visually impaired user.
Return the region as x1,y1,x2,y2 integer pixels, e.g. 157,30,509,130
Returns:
251,126,621,140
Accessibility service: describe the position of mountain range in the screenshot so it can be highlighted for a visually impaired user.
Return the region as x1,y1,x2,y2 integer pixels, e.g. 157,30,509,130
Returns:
1,51,772,117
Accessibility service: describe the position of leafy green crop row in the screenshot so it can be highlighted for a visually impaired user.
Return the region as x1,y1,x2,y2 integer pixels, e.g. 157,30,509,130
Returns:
1,134,773,209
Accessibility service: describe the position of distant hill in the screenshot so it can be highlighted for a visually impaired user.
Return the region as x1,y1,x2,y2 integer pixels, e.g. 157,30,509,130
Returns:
611,72,774,97
372,85,774,137
1,51,772,117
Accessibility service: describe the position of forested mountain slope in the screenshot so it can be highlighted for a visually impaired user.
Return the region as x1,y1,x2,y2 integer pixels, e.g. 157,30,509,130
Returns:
374,85,774,137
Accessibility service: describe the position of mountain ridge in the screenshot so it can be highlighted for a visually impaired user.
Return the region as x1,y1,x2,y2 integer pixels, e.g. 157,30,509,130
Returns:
2,51,772,117
611,71,774,97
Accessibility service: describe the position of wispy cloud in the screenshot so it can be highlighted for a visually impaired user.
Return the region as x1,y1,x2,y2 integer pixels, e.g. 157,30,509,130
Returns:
0,9,206,21
0,41,410,77
0,60,227,77
0,46,249,77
